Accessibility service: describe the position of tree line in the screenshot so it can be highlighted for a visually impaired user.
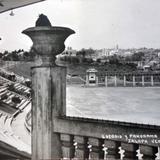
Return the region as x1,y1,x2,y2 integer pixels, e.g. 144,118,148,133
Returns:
0,48,36,61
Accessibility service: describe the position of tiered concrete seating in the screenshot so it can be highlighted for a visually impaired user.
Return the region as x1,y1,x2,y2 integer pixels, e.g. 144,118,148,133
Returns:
13,83,31,98
0,69,31,91
0,68,30,89
0,87,30,115
0,70,31,155
0,76,12,86
0,69,28,86
5,91,29,110
0,88,8,98
18,100,30,110
0,113,30,153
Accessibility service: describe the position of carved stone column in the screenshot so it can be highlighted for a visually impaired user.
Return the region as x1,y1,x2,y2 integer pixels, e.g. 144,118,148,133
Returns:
104,140,121,160
124,75,126,87
133,75,136,87
22,20,75,160
121,142,138,160
140,145,158,160
105,76,108,87
142,75,145,86
151,75,154,86
114,75,117,87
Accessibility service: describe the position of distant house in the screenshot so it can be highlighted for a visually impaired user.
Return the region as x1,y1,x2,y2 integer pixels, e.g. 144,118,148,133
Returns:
65,47,77,56
57,47,77,58
143,65,151,71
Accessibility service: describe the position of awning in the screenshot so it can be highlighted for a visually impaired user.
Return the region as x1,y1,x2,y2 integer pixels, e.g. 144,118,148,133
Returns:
0,0,46,13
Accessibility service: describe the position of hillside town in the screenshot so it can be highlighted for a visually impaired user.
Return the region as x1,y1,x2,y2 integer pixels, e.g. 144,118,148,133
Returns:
1,46,160,72
59,46,160,70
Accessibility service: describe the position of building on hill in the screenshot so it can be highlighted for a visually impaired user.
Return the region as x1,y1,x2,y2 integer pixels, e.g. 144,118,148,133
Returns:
61,46,77,57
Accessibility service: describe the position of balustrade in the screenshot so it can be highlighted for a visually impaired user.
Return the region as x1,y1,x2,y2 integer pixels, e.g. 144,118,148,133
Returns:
59,133,159,160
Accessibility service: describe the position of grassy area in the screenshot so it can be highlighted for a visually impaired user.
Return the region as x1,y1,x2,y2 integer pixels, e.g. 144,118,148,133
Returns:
6,62,33,78
2,60,137,78
67,86,160,125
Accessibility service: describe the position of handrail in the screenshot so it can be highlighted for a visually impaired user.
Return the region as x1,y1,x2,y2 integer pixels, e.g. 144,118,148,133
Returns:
55,116,160,159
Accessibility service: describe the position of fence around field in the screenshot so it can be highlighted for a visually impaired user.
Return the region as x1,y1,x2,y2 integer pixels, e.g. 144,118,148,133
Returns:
80,73,160,87
103,74,160,87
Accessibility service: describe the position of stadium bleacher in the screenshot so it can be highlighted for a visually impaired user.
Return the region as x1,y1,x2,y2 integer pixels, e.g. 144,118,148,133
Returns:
0,69,31,155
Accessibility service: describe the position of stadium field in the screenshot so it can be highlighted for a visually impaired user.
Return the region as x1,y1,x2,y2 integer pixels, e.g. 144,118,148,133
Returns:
67,86,160,125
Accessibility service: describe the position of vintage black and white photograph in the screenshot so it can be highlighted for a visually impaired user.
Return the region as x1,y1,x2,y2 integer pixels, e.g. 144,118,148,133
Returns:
0,0,160,159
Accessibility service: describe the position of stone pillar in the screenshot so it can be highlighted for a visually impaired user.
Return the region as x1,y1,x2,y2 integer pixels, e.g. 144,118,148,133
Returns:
142,75,145,86
104,140,120,160
151,75,154,86
133,75,136,87
88,138,99,159
22,24,75,160
74,136,89,159
60,134,75,159
96,76,98,86
121,143,138,160
105,76,108,87
140,145,158,160
114,75,117,87
86,74,89,86
124,75,126,87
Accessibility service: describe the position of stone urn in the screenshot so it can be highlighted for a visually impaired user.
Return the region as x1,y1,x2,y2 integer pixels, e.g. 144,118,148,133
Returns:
22,17,75,160
22,26,75,65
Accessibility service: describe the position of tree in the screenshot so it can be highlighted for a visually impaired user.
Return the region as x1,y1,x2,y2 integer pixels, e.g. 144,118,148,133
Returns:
11,51,19,61
109,55,119,64
125,52,145,61
3,50,9,55
77,48,95,58
77,49,86,58
0,52,3,58
12,96,21,104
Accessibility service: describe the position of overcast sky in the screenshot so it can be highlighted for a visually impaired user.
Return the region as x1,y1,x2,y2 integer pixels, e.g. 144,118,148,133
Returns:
1,0,160,51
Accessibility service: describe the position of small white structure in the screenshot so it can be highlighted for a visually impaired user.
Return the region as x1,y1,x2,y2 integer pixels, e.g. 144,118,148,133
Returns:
143,65,151,71
86,68,98,86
